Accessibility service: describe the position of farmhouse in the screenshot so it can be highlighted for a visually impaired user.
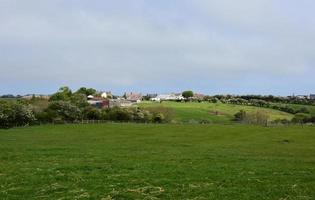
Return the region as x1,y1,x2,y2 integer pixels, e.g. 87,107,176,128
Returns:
193,93,206,100
109,99,135,107
87,99,110,108
101,91,112,99
22,94,50,100
151,93,184,101
124,92,142,103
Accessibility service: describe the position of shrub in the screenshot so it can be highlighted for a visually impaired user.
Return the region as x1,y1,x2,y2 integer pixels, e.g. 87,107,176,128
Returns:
44,101,82,122
0,100,35,128
153,113,165,123
292,113,311,124
182,91,194,99
234,110,246,122
83,106,101,120
144,106,174,122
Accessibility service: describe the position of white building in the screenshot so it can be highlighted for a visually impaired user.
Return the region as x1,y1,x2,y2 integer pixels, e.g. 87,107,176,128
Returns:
151,93,184,101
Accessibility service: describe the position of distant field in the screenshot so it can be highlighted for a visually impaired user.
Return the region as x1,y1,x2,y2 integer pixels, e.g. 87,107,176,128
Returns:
1,124,314,199
273,103,315,115
139,101,293,123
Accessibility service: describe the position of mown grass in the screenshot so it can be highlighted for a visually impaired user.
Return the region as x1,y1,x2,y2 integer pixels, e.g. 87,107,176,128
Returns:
139,101,293,123
0,124,314,199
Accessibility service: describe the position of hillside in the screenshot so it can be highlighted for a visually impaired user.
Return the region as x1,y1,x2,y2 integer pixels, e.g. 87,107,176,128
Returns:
139,101,293,123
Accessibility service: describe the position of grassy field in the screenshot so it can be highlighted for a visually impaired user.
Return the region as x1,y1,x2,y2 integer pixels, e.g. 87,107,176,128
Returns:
139,101,293,123
1,124,315,199
273,103,315,115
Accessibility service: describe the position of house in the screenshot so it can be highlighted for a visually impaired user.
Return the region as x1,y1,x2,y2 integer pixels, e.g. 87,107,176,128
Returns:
193,93,206,100
310,94,315,100
22,94,50,100
87,99,109,108
124,92,142,103
87,95,94,100
109,99,135,107
101,91,112,99
144,93,157,100
151,93,184,101
296,95,308,99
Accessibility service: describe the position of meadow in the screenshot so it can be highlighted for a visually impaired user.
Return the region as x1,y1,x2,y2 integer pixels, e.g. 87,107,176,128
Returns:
1,124,315,199
139,101,293,123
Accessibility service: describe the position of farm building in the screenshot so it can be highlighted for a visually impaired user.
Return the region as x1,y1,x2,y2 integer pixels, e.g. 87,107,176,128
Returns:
87,99,110,108
151,93,184,101
109,99,135,107
124,92,142,102
101,91,112,99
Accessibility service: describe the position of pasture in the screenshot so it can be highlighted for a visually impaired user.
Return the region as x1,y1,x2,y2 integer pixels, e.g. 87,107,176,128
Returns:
139,101,293,123
1,124,314,199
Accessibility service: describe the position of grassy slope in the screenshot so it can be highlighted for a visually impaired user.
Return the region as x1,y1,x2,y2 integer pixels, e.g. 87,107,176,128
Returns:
273,103,315,115
1,124,315,199
139,101,293,123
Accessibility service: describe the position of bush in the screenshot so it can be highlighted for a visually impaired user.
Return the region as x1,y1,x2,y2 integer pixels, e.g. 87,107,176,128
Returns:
83,106,101,120
144,106,174,122
292,113,311,124
108,107,132,122
44,101,82,122
234,110,246,121
0,100,35,128
234,109,270,126
153,113,165,123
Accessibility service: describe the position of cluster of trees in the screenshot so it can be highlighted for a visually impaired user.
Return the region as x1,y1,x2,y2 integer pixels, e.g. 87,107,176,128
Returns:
0,87,170,129
0,100,35,128
207,95,315,106
36,87,170,124
36,102,167,124
234,110,270,126
234,109,315,125
291,113,315,124
205,97,311,115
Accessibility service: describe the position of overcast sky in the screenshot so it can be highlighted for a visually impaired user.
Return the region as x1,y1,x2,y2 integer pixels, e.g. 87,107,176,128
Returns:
1,0,315,95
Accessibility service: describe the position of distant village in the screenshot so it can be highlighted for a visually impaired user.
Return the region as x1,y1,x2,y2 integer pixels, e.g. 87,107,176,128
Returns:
1,91,315,109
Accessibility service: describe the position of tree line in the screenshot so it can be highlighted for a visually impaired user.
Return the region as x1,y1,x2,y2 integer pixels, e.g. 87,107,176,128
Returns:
0,87,168,129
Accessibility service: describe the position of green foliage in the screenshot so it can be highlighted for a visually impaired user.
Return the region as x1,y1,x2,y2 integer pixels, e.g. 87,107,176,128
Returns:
234,110,246,121
234,109,270,125
153,113,165,123
143,106,174,122
75,87,97,96
0,100,35,128
182,90,194,99
49,86,72,101
83,106,101,120
292,113,311,124
44,101,82,122
70,93,89,108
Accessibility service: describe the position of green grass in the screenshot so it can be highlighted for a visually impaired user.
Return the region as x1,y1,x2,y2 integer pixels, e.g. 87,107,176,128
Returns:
139,101,293,123
273,103,315,115
1,124,315,199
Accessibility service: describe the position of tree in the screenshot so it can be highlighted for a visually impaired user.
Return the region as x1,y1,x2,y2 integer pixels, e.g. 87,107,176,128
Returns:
0,100,35,128
75,87,96,96
234,110,246,122
50,86,72,101
292,113,311,124
153,113,165,123
182,91,194,99
45,101,82,122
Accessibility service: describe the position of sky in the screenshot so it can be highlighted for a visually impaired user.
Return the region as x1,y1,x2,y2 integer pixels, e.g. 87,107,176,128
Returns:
0,0,315,96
